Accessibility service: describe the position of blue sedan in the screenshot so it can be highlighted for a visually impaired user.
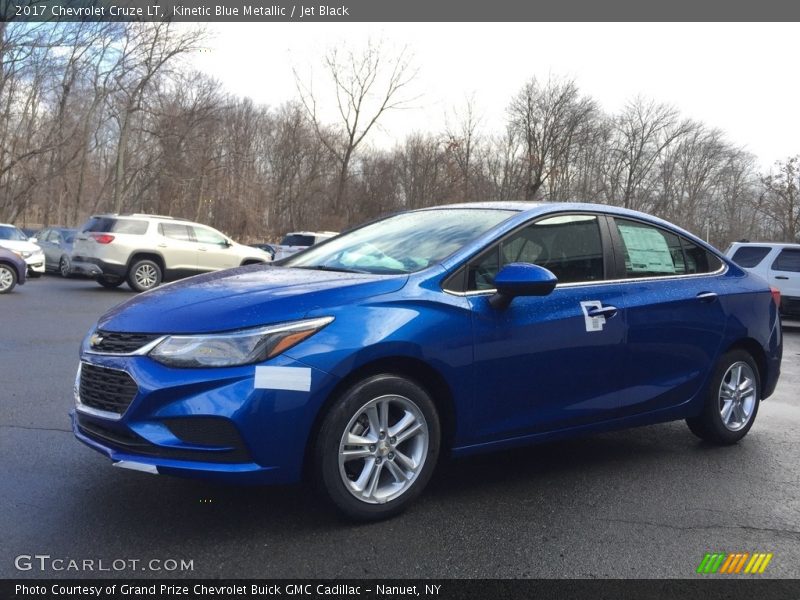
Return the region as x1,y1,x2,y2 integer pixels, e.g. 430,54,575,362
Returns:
72,203,782,520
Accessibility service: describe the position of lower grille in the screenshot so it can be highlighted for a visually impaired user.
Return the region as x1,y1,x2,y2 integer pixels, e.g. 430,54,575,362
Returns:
79,363,138,415
76,415,251,464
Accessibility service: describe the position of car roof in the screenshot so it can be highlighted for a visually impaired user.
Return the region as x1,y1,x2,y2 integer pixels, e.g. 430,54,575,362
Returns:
729,241,800,248
417,201,690,227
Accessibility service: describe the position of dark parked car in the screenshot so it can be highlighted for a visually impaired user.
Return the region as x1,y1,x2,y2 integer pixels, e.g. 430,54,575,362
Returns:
73,202,782,520
36,227,77,277
0,247,27,293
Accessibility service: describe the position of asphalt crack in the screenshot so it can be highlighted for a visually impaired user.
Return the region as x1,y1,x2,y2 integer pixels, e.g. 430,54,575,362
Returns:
0,424,71,433
603,517,800,540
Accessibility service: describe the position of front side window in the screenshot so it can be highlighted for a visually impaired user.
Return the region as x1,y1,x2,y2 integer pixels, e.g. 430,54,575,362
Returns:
772,248,800,272
465,214,604,290
731,246,771,268
193,227,228,245
613,218,721,277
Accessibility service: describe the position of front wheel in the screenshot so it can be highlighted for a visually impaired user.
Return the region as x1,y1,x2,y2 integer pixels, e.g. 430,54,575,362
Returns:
0,264,17,293
686,349,760,445
59,255,71,278
314,374,441,521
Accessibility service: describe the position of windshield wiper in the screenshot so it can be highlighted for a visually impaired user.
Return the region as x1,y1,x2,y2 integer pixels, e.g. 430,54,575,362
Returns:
297,265,371,274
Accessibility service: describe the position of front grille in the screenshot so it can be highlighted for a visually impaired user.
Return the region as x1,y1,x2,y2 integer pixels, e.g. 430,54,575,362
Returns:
79,363,138,414
91,330,161,354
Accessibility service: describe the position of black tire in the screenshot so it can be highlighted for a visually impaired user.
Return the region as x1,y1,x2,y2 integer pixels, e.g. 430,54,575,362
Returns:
97,276,124,289
686,349,760,445
0,264,17,293
59,255,71,278
127,259,162,292
314,374,441,521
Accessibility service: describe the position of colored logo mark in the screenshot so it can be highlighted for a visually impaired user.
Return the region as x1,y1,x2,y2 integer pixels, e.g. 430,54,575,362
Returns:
696,552,773,574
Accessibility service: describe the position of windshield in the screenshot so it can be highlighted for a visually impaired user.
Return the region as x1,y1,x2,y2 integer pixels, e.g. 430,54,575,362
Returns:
0,226,28,241
285,208,515,274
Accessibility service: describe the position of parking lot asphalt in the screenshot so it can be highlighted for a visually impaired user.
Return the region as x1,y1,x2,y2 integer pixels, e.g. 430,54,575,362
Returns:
1,275,799,579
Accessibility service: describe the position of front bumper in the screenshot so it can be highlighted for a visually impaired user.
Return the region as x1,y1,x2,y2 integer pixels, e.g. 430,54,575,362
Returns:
72,353,338,484
25,254,45,275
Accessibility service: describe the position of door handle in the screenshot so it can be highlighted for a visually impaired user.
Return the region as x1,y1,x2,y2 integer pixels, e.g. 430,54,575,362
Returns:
587,305,618,317
198,247,207,251
157,243,168,248
774,276,789,280
696,292,718,302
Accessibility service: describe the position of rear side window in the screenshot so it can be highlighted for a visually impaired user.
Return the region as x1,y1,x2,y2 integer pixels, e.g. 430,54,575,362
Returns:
731,246,771,268
282,234,314,246
82,217,148,235
159,223,193,241
772,248,800,272
613,218,722,277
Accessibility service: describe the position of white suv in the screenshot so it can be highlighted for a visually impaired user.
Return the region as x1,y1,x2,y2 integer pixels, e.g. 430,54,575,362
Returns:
0,223,45,277
273,231,338,261
71,214,271,292
726,241,800,316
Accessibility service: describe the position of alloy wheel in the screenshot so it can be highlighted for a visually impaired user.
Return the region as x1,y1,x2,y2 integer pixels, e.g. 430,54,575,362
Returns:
0,266,13,292
718,361,757,432
134,264,158,289
338,394,429,504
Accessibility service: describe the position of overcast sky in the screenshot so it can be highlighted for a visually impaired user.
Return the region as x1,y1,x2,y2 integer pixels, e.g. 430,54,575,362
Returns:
189,23,800,168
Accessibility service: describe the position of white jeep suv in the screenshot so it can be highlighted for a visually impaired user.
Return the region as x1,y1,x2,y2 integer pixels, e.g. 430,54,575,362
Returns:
71,214,271,292
726,241,800,317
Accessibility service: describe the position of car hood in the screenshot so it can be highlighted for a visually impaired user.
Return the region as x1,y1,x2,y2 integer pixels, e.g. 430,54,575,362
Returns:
0,240,41,253
97,265,408,334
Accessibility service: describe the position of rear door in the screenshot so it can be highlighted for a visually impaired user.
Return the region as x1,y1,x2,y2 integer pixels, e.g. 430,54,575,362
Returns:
609,217,728,416
156,222,198,272
768,248,800,314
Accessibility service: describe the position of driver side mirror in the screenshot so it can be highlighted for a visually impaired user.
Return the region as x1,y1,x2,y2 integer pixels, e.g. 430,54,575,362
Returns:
28,237,38,243
489,263,557,310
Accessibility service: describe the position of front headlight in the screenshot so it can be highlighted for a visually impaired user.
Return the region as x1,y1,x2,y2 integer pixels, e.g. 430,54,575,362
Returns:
13,250,32,259
148,316,334,368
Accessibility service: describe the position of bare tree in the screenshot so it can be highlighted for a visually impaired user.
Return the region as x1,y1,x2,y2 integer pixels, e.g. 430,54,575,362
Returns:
507,76,597,201
760,156,800,242
295,40,417,219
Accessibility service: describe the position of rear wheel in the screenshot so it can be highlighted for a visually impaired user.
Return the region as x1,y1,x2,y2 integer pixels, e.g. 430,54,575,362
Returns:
97,276,123,289
314,374,440,521
686,349,760,445
127,259,162,292
0,264,17,293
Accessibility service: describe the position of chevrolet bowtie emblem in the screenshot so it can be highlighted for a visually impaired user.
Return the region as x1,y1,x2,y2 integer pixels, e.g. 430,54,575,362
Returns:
90,333,104,347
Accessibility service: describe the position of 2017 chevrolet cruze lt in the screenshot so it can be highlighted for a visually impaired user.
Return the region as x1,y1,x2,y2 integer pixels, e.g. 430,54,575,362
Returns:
72,203,782,520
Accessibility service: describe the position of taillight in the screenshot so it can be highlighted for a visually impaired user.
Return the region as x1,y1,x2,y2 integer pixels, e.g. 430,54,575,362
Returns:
90,233,115,244
770,286,781,308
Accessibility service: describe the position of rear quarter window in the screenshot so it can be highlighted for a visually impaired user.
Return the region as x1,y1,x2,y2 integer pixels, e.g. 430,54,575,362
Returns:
731,246,771,268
